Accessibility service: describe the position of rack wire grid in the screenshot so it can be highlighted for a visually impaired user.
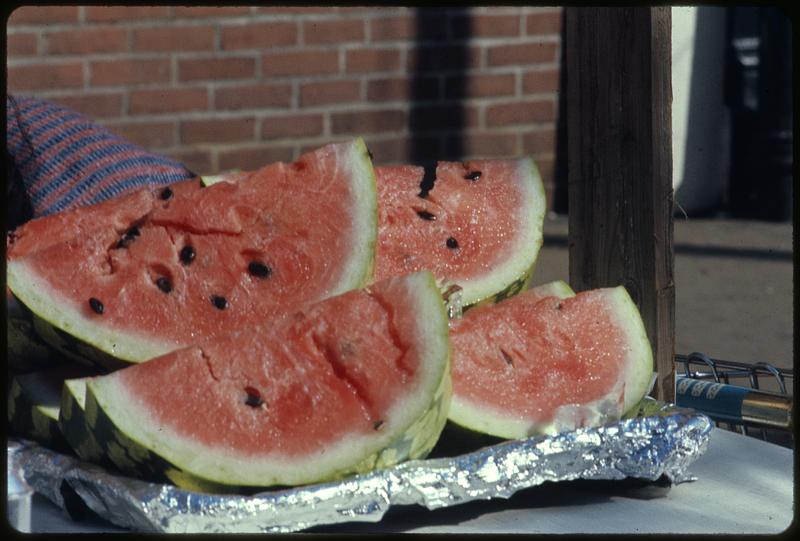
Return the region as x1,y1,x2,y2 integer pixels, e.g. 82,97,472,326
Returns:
675,352,794,448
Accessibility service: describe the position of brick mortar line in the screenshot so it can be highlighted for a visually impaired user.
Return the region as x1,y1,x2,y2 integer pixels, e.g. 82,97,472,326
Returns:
161,144,555,161
13,113,558,140
6,10,422,34
153,132,558,159
7,24,560,43
7,40,562,65
20,88,558,114
8,51,267,65
8,8,559,30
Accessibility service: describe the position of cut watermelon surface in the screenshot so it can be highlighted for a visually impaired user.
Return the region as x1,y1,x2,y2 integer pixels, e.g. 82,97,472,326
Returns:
84,271,451,491
448,284,653,439
6,139,377,367
375,158,546,307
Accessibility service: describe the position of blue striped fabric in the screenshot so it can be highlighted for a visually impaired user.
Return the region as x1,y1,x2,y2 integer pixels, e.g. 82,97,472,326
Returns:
6,95,196,219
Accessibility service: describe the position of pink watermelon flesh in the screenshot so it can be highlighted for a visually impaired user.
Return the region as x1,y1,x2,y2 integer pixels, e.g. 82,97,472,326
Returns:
449,285,653,438
87,271,450,487
6,140,375,362
375,158,544,305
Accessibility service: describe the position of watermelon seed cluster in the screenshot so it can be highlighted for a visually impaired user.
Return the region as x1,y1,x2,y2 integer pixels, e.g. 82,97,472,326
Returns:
115,226,140,249
414,166,480,251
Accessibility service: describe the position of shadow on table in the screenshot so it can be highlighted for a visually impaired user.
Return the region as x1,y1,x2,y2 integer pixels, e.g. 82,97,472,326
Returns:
307,476,671,534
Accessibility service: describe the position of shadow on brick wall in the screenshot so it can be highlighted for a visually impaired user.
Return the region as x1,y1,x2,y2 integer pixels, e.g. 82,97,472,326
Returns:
553,9,568,215
409,7,471,177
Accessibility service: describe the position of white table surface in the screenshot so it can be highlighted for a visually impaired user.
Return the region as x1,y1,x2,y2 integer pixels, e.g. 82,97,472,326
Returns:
18,427,794,534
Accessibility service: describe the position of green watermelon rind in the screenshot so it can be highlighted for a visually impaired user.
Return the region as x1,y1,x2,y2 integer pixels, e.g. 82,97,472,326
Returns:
457,156,547,308
6,138,379,367
58,377,110,465
6,292,62,373
7,372,71,452
525,279,575,300
448,284,654,440
84,271,451,492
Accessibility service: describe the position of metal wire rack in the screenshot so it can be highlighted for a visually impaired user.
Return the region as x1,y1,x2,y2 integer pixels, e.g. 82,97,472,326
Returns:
675,352,794,448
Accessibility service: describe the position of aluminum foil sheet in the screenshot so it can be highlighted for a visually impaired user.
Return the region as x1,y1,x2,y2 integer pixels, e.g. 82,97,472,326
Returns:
8,398,712,533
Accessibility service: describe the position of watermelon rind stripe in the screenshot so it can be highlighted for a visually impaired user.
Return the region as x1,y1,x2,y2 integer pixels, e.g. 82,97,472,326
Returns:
461,157,546,308
448,285,653,440
58,377,110,465
85,271,451,491
7,291,62,373
8,373,71,452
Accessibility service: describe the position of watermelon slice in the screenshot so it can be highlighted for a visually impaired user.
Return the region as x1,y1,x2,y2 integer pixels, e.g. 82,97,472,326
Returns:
448,284,654,439
374,157,546,307
84,270,451,492
6,139,377,368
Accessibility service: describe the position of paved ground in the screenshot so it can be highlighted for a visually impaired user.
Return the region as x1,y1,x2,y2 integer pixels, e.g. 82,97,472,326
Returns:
530,214,793,393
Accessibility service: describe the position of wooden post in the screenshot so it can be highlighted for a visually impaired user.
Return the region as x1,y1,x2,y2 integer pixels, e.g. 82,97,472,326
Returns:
565,7,675,402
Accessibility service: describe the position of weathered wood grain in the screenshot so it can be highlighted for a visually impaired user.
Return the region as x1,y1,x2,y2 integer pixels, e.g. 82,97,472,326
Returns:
565,7,675,402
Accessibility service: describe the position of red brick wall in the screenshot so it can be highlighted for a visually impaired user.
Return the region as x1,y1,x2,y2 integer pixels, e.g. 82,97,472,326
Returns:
6,6,563,206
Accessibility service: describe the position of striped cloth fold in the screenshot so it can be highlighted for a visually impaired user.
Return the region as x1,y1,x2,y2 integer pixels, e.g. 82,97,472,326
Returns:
6,95,195,221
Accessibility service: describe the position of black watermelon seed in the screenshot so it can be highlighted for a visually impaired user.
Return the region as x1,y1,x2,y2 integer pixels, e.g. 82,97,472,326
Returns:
88,297,104,315
373,420,384,430
244,387,264,408
179,245,196,265
556,302,563,310
500,349,514,367
418,164,437,199
416,209,436,221
248,261,273,279
159,187,173,200
210,295,228,310
155,277,172,294
446,237,459,249
465,170,482,181
116,226,141,248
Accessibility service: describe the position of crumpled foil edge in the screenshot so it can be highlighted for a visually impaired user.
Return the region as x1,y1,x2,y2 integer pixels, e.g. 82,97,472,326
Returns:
8,401,713,533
